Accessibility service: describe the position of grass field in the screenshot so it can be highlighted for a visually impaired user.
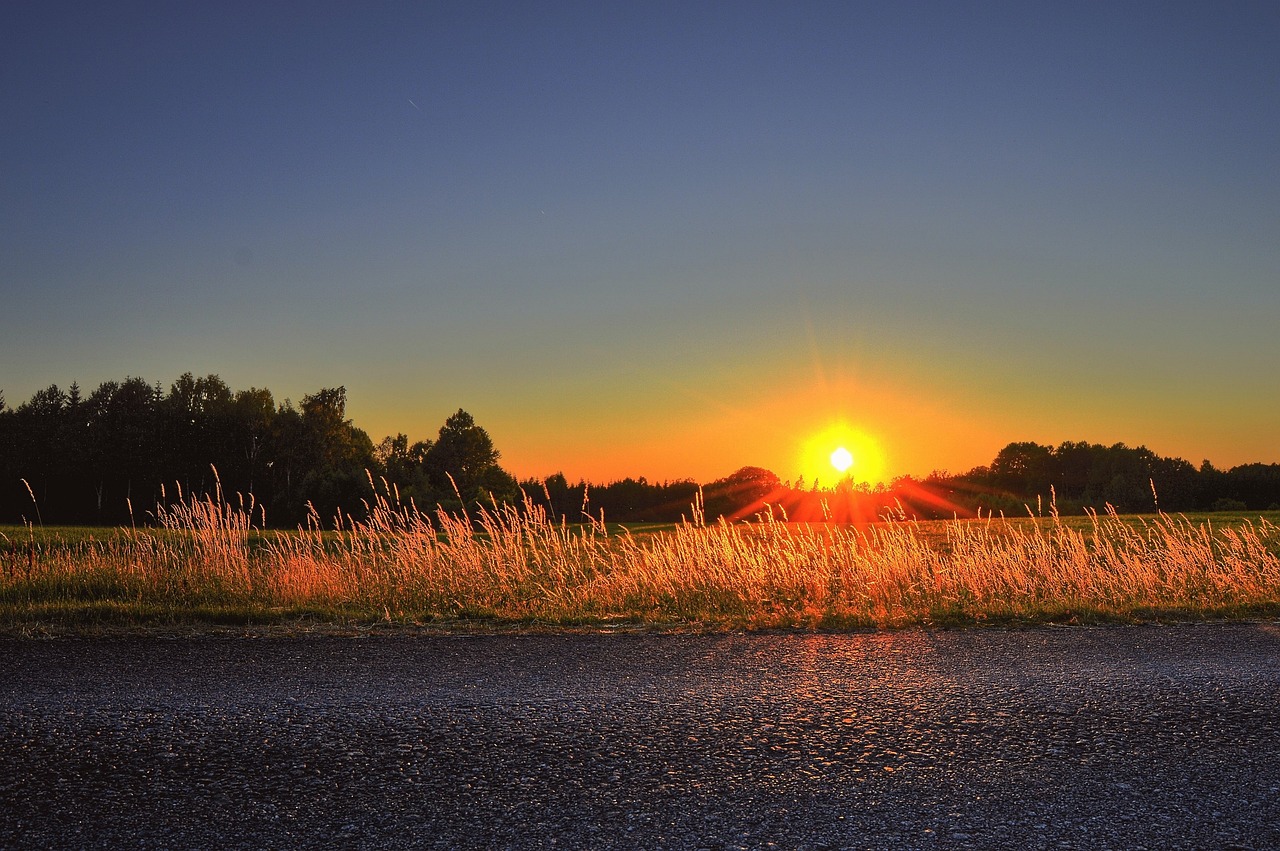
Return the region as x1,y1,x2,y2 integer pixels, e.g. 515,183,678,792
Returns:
2,491,1279,634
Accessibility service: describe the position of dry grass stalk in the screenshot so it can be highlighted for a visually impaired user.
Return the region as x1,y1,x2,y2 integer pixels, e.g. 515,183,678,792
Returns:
2,483,1278,628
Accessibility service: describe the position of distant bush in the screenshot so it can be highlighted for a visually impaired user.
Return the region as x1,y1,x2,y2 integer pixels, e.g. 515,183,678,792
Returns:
1212,497,1248,512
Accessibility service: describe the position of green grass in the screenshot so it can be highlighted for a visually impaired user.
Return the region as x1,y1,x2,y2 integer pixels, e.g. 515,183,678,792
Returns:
3,499,1279,635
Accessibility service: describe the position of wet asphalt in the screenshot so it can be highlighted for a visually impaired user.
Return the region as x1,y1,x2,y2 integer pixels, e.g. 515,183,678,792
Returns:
1,624,1279,850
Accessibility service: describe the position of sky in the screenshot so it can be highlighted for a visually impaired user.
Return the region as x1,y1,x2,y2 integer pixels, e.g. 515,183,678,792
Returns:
3,1,1278,486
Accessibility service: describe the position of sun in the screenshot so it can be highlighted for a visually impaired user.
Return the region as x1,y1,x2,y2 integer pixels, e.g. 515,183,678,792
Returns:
798,424,886,487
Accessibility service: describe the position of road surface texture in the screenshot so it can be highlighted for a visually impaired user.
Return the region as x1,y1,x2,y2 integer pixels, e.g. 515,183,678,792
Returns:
2,624,1279,849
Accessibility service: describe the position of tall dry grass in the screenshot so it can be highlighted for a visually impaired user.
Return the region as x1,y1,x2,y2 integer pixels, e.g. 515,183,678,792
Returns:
3,478,1279,629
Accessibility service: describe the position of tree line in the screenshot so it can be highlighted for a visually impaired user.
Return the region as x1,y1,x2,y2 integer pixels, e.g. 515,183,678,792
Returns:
0,374,515,527
2,375,1277,526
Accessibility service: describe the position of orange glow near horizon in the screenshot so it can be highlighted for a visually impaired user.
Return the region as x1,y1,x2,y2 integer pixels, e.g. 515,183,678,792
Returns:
458,342,1007,486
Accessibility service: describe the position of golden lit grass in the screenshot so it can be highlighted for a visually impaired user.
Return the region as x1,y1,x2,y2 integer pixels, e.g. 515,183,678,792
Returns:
2,484,1279,632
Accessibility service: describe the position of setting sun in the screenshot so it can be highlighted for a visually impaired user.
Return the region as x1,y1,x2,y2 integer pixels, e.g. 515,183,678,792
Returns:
798,424,887,487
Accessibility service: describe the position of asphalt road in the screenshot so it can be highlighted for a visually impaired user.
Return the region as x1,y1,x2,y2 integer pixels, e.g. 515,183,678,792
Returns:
2,625,1279,850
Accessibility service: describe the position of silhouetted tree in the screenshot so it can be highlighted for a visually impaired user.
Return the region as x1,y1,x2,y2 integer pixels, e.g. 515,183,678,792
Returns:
294,387,376,524
990,442,1055,498
9,385,69,517
1198,460,1229,508
1225,464,1280,510
81,377,162,521
376,432,434,508
230,387,277,496
424,409,517,510
157,373,237,498
527,472,587,521
704,466,783,519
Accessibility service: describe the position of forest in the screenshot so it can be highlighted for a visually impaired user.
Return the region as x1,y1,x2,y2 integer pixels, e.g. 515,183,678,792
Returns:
2,374,1278,527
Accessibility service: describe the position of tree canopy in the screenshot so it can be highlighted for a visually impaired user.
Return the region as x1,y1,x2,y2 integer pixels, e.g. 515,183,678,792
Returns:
0,375,514,526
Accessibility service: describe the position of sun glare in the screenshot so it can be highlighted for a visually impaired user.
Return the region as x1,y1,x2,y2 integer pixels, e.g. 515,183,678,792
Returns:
799,424,886,487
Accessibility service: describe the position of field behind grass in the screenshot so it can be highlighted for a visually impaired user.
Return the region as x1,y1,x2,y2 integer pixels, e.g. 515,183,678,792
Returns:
2,494,1279,634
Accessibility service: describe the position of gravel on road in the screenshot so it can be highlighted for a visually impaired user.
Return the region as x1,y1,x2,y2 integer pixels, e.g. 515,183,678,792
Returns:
2,624,1279,849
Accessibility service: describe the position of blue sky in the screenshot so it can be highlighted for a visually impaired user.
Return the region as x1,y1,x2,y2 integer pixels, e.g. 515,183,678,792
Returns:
3,2,1278,483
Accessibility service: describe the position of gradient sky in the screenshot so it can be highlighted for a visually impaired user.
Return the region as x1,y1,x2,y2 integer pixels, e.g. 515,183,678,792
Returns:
3,2,1278,485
